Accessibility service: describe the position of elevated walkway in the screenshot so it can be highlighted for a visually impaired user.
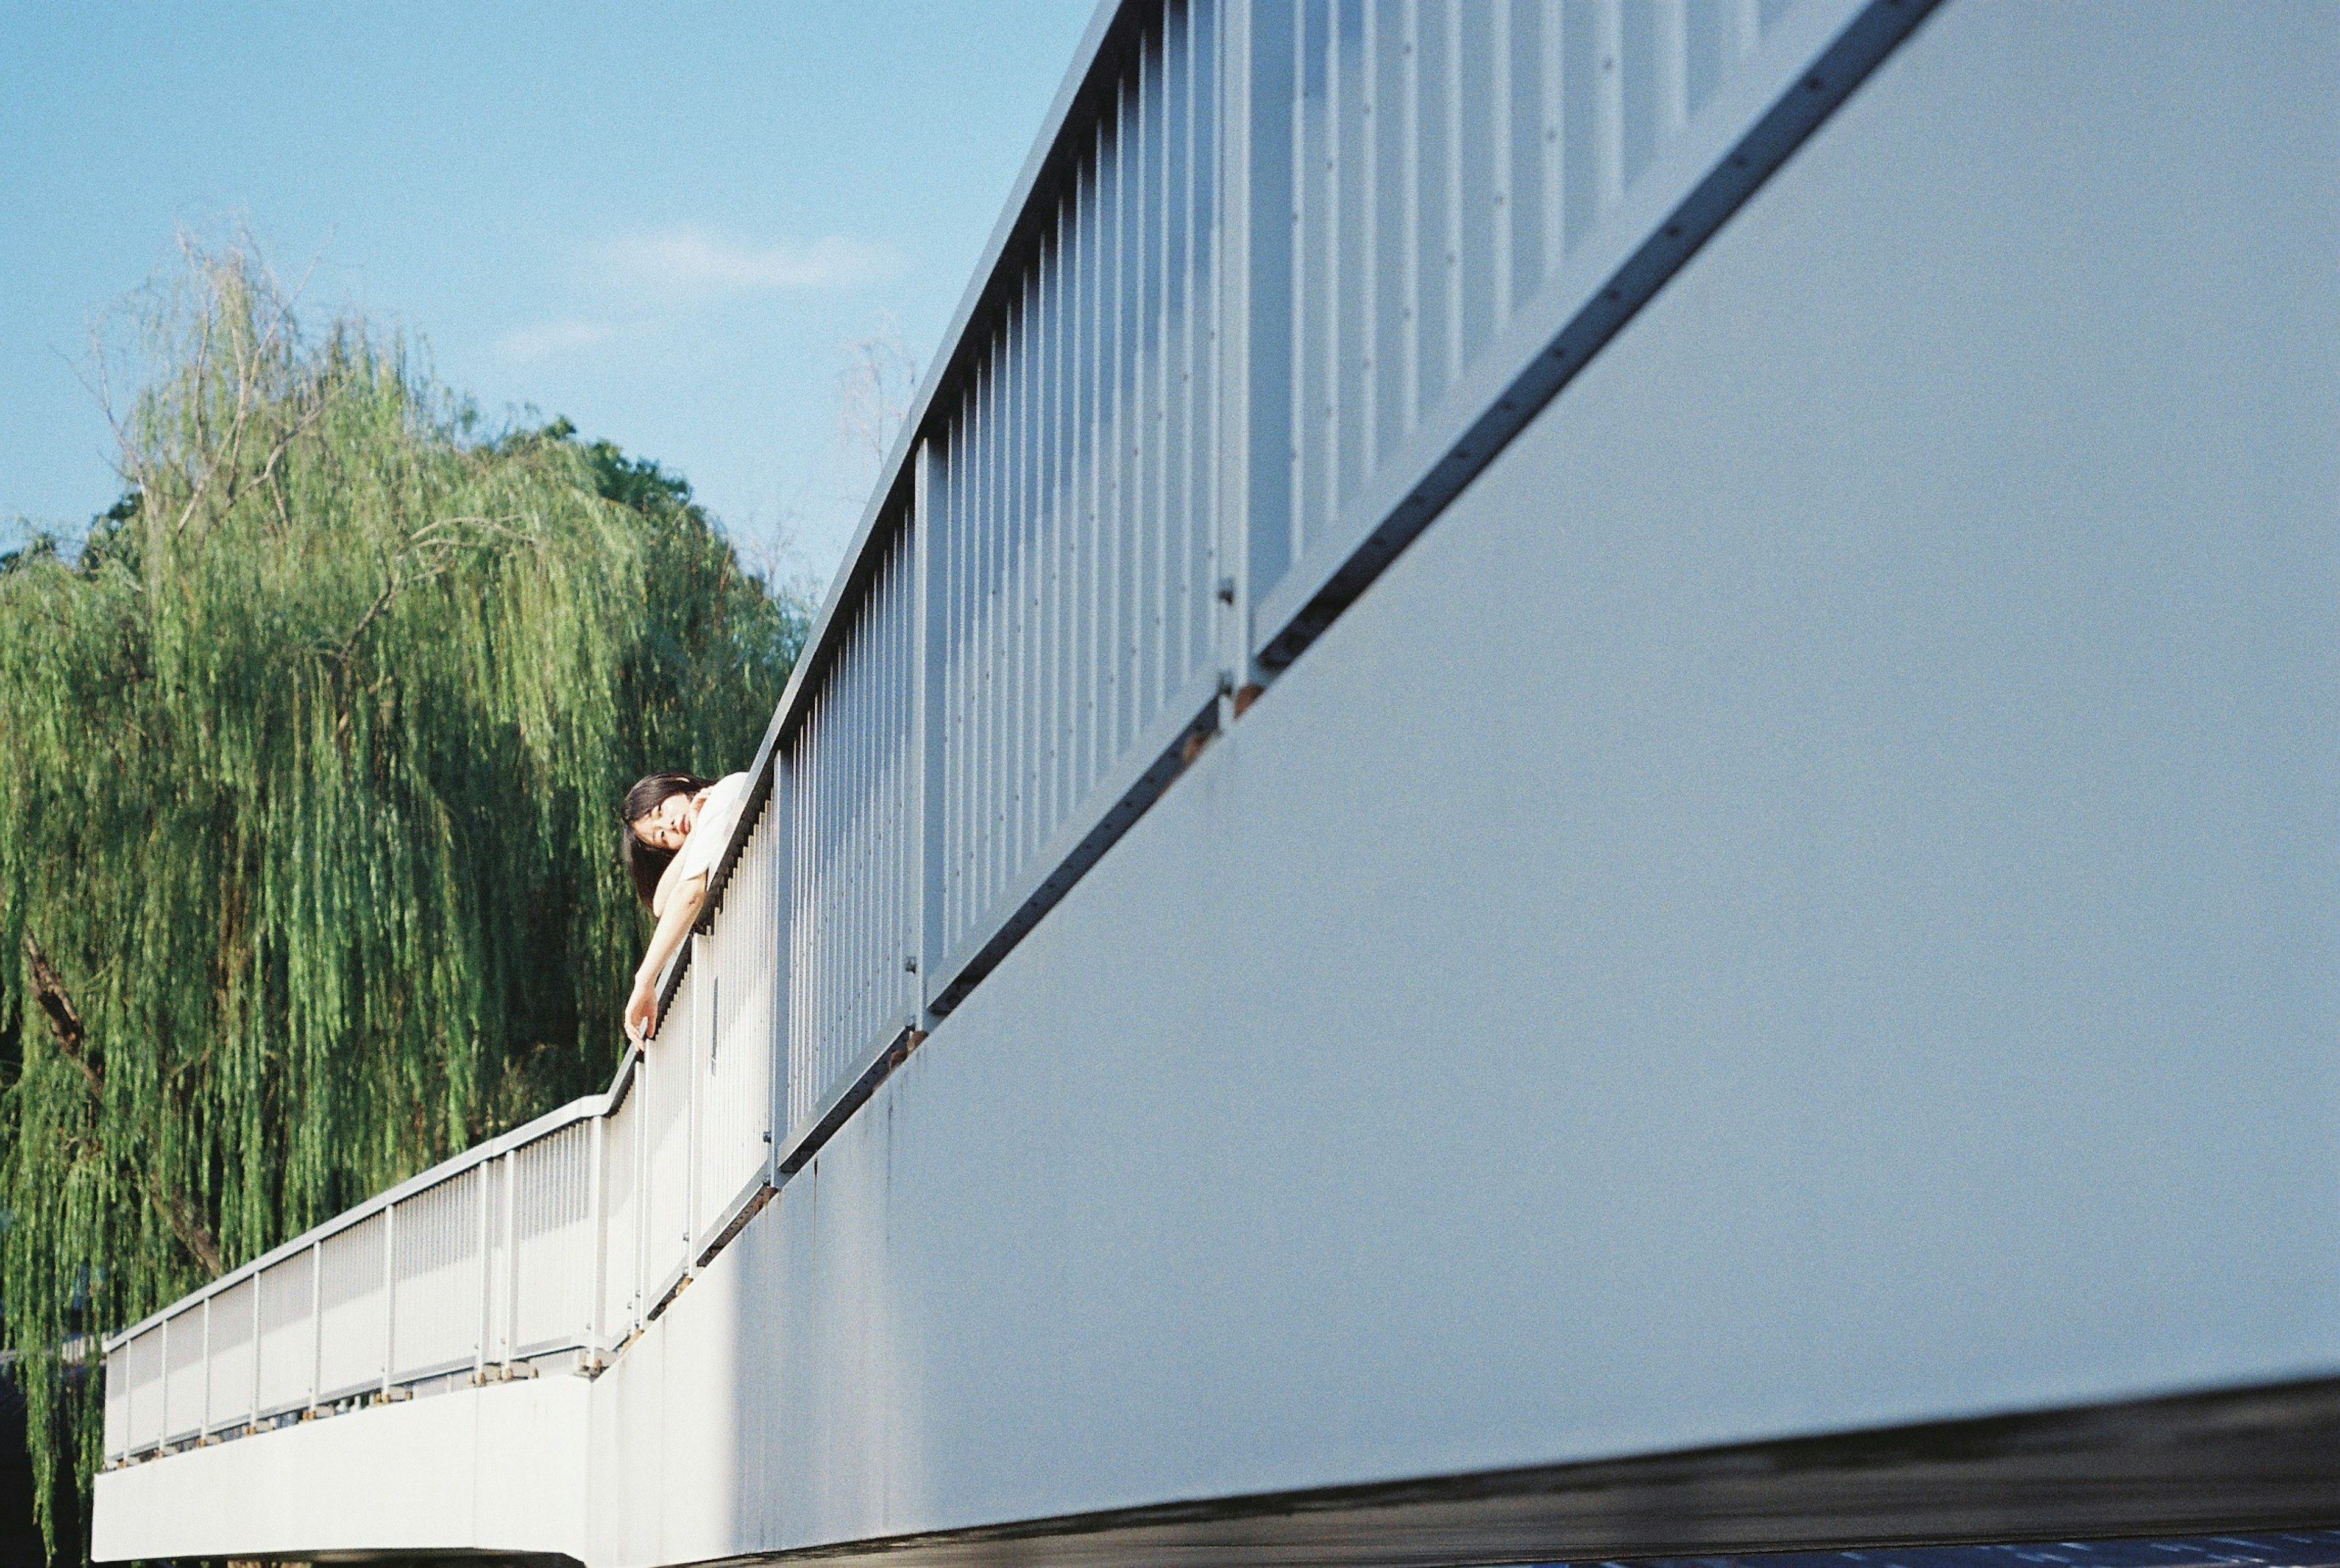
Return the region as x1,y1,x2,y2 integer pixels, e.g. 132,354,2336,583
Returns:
94,1,2340,1561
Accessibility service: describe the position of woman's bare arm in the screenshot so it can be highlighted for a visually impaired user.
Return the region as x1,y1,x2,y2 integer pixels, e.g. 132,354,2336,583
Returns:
624,872,707,1045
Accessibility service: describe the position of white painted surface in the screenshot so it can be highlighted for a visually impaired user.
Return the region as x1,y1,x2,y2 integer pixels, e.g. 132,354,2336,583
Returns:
90,1375,590,1563
92,4,2340,1563
636,9,2338,1550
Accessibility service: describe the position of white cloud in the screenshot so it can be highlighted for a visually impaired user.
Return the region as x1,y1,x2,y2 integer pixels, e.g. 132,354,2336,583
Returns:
600,229,902,296
494,319,619,363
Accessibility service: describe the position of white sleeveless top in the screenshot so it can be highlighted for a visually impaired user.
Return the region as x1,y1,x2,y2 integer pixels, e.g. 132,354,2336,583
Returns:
655,770,752,914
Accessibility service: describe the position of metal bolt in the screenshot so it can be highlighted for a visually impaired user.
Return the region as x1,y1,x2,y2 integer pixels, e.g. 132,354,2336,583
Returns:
1216,576,1236,605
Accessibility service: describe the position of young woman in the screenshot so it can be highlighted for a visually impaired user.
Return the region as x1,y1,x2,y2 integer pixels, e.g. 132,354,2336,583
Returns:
619,768,753,1045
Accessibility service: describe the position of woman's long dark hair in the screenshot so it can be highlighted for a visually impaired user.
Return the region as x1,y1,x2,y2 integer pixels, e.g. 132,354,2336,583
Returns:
620,772,714,909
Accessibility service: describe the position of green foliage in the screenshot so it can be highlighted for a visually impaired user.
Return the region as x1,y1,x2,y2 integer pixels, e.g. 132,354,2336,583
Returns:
0,245,804,1555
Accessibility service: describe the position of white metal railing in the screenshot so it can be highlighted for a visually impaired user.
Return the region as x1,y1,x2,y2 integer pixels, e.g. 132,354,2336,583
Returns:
103,798,786,1463
101,0,1932,1469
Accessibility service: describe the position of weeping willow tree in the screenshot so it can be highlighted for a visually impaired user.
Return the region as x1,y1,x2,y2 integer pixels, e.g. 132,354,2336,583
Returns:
0,243,804,1553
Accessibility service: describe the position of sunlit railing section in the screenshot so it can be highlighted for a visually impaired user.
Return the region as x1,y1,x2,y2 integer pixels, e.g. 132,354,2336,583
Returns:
315,1215,387,1402
255,1249,313,1416
202,1277,255,1433
104,1097,595,1460
388,1166,483,1383
641,968,698,1305
598,1069,643,1348
511,1119,597,1358
100,864,782,1463
700,799,782,1250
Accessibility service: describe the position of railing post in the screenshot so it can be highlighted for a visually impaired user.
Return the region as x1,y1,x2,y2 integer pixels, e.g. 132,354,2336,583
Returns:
1218,0,1290,698
707,971,720,1235
587,1107,608,1366
768,763,794,1179
502,1149,520,1368
380,1203,397,1397
686,946,705,1255
914,439,947,1027
155,1313,169,1447
475,1162,494,1379
635,1047,650,1333
306,1238,322,1413
249,1270,261,1428
199,1297,211,1438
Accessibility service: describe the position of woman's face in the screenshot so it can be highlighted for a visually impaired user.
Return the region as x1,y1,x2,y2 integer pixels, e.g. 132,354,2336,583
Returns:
632,789,702,853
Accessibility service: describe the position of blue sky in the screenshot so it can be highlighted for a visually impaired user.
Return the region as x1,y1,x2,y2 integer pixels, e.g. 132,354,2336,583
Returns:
1,0,1099,591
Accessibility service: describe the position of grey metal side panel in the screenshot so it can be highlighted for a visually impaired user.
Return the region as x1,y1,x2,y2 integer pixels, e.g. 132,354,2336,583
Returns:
587,3,2340,1560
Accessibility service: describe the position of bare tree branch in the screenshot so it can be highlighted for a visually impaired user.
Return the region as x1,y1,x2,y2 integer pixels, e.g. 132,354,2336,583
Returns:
23,935,226,1275
326,514,521,666
22,934,99,1097
151,1187,224,1278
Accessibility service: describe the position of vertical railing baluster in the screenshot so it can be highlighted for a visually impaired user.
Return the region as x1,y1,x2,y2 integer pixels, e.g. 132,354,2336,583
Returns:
1540,0,1564,275
789,739,804,1138
1657,0,1689,140
1113,69,1138,757
1226,0,1290,687
307,1238,322,1413
685,938,704,1269
249,1269,262,1428
380,1204,396,1397
157,1313,169,1447
978,353,998,924
1296,0,1322,556
475,1164,492,1379
634,1048,650,1333
588,1104,608,1364
1151,13,1174,723
916,442,946,1024
1018,275,1039,874
1402,0,1427,433
1595,0,1625,213
1081,137,1105,803
1481,0,1509,346
1032,242,1055,847
502,1150,520,1368
770,766,793,1180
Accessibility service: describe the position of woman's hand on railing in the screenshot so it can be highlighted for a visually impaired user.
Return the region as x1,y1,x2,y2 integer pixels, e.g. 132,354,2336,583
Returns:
623,973,660,1046
626,870,707,1046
